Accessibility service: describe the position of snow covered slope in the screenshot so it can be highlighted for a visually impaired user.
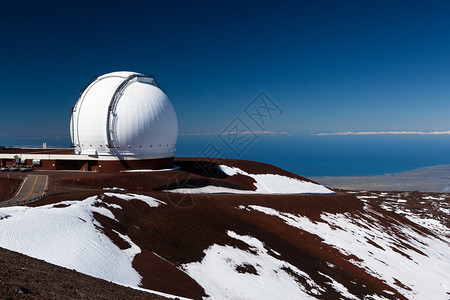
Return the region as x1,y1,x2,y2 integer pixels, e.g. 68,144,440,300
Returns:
0,195,151,286
1,189,448,299
0,193,187,300
0,158,448,299
165,165,334,195
237,204,449,299
182,231,323,300
219,165,334,194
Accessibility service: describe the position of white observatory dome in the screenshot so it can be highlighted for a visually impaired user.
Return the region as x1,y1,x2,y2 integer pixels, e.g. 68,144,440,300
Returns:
70,71,178,159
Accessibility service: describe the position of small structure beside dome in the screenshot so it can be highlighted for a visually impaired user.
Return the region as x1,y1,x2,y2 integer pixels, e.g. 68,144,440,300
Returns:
0,71,178,172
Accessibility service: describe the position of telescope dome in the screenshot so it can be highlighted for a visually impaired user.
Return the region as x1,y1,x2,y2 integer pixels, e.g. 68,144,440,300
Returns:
70,71,178,160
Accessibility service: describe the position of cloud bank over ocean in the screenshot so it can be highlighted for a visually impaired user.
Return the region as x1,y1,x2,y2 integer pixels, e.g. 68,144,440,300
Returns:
314,131,450,136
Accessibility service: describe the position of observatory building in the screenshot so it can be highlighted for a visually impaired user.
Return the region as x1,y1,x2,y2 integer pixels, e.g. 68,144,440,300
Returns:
70,71,178,171
0,71,178,172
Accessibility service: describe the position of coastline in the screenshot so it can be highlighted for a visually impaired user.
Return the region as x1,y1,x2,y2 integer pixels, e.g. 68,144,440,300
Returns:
311,164,450,193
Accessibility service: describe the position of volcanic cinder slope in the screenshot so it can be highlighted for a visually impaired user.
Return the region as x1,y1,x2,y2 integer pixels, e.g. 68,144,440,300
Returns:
0,178,20,200
0,158,449,299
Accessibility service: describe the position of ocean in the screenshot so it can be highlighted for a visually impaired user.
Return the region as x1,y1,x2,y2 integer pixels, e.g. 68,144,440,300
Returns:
176,134,450,177
2,134,450,177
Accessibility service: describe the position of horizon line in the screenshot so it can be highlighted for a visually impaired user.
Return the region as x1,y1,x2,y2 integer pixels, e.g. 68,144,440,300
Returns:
314,130,450,136
179,131,291,136
2,130,450,139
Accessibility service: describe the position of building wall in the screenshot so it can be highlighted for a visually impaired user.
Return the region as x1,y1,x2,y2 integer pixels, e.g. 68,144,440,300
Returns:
41,160,56,170
97,157,173,172
54,160,90,171
2,159,14,166
1,151,174,172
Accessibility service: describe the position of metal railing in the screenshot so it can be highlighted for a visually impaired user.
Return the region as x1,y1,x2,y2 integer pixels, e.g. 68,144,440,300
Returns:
0,189,67,208
0,193,45,207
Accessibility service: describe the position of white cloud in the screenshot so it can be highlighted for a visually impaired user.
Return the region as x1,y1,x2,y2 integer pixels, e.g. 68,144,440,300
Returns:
179,131,290,136
314,130,450,136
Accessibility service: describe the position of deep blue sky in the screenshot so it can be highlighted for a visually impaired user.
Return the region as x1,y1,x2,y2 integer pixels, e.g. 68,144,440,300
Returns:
1,0,450,139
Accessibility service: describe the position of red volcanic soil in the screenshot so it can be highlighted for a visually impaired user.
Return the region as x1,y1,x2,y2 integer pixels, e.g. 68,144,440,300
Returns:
0,178,21,200
28,158,321,204
1,158,447,299
95,192,405,299
0,247,168,299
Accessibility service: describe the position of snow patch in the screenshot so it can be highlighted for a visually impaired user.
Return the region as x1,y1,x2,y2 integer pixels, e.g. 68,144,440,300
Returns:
0,196,141,287
368,191,449,236
219,165,334,194
165,165,334,194
103,187,127,191
164,185,254,194
182,231,323,299
423,195,446,201
440,207,450,215
319,272,359,300
104,192,166,207
403,216,448,235
166,164,334,195
357,196,379,199
113,230,141,263
121,166,180,172
219,165,241,176
242,205,450,299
